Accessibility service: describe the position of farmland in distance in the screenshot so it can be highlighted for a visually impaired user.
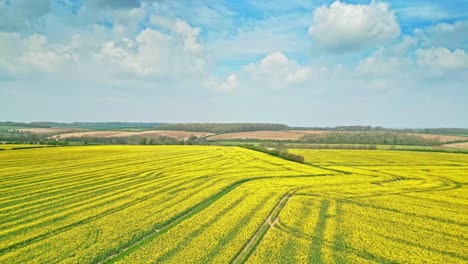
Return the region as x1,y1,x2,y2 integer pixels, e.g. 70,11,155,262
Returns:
0,146,467,263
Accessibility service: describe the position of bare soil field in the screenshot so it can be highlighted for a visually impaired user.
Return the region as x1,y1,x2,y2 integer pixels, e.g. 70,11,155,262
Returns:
295,130,468,143
287,130,331,135
48,128,468,143
53,130,214,140
407,133,468,143
19,128,85,134
443,142,468,150
207,131,310,140
207,130,468,142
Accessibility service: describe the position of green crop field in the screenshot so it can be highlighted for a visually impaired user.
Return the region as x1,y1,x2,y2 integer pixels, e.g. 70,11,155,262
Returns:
0,146,467,263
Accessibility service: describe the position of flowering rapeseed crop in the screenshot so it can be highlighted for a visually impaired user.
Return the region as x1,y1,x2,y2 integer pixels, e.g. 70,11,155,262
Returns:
0,146,466,263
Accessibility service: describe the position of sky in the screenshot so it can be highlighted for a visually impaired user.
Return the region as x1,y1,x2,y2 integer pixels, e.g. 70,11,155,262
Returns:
0,0,467,127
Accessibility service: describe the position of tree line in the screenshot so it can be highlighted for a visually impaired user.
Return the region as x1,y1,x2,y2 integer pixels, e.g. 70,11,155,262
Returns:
64,136,208,145
155,123,290,133
240,145,305,163
302,132,440,145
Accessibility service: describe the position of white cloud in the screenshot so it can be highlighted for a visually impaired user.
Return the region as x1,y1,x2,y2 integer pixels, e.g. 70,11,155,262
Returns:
170,20,203,53
0,32,76,76
353,42,468,92
241,52,321,90
18,34,75,73
89,0,141,10
97,28,172,76
208,52,310,93
308,1,400,52
395,5,450,21
96,23,205,78
354,46,414,91
356,52,412,78
286,68,312,84
414,21,468,50
251,52,293,73
218,74,238,91
0,0,51,32
355,38,417,79
0,33,23,74
416,47,468,76
206,13,311,59
148,0,235,31
0,17,207,86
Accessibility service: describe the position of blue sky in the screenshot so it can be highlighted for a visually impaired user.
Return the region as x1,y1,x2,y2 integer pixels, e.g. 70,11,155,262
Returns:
0,0,467,127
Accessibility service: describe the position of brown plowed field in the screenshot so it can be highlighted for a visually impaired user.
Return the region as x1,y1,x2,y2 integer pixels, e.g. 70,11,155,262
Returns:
207,131,313,140
287,130,330,135
443,142,468,149
53,130,214,140
50,129,468,143
19,128,85,134
207,130,468,142
407,133,468,143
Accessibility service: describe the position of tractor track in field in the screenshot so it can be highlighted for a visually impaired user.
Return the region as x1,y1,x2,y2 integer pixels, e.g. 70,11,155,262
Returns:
0,174,217,255
308,199,330,263
3,146,467,264
103,179,320,264
99,178,254,264
231,192,294,264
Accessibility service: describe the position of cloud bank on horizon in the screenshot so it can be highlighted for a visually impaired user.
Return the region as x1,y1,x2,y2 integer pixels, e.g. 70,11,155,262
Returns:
0,0,467,127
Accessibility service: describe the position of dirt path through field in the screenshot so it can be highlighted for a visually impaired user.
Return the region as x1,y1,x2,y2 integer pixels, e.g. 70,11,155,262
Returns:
232,193,293,264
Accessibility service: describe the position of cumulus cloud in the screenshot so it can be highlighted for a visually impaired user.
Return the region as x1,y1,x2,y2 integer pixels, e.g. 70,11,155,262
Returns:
74,1,146,38
0,0,51,31
248,52,293,75
96,21,205,78
395,4,451,21
206,13,310,60
1,0,466,99
414,21,468,50
353,42,468,92
355,37,417,79
17,34,76,73
150,15,203,53
0,32,77,76
286,68,313,84
416,47,468,77
0,17,206,84
210,52,305,92
97,29,171,76
356,51,412,78
308,1,400,52
241,52,321,90
92,0,141,10
218,74,238,92
208,52,335,93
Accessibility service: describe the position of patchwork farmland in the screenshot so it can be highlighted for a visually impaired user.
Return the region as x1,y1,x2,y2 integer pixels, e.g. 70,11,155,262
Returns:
0,146,467,263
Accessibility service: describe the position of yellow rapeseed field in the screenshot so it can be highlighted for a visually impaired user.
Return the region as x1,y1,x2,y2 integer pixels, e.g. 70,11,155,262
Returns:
0,146,466,263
